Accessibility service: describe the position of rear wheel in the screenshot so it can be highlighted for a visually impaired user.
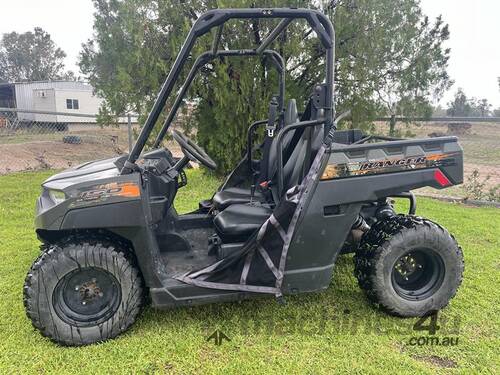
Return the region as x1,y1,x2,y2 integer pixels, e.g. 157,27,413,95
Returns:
23,238,144,346
354,215,463,317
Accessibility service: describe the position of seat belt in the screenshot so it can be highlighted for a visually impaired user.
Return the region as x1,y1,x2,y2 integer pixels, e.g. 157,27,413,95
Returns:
250,96,278,203
266,96,278,137
257,96,278,184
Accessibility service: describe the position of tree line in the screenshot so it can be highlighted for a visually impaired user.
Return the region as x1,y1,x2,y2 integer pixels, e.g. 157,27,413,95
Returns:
440,88,500,118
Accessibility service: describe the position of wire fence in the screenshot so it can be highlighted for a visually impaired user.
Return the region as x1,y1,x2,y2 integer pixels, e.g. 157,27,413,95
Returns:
0,108,498,200
0,108,140,173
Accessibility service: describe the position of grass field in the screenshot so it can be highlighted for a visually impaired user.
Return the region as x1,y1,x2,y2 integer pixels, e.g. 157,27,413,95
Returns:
0,170,498,374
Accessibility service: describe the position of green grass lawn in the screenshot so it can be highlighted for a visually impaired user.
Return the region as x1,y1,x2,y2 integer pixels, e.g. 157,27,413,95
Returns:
0,170,498,374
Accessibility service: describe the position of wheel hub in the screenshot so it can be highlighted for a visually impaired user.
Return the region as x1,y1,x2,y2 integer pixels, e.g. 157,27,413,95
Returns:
77,278,104,305
394,254,422,279
391,248,445,301
53,267,121,326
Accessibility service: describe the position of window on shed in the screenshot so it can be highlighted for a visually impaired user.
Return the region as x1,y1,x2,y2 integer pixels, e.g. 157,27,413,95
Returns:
66,99,79,110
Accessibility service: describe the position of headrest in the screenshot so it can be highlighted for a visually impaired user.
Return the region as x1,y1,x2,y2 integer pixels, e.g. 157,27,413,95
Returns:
284,99,298,126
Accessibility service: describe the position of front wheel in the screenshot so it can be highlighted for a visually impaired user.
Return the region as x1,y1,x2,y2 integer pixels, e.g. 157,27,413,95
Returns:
354,215,464,317
23,238,144,346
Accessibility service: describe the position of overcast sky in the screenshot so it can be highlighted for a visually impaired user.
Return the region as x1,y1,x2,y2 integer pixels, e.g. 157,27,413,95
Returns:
1,0,499,107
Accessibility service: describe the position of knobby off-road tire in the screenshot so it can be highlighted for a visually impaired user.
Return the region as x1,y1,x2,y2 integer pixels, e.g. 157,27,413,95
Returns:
354,215,463,317
23,238,144,346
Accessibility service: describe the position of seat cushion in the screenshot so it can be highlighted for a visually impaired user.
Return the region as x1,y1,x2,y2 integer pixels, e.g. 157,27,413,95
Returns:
213,187,264,211
214,204,272,241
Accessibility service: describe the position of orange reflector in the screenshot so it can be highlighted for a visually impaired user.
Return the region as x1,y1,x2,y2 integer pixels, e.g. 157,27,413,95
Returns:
118,183,141,198
433,170,451,187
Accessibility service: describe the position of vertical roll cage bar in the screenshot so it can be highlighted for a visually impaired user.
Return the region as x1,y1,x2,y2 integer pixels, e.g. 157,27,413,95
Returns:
122,8,335,174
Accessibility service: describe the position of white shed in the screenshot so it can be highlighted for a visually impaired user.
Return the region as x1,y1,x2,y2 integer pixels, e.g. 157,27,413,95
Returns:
0,81,104,122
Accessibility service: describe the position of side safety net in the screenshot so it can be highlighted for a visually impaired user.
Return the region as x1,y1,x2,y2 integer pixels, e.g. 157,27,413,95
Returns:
177,143,327,297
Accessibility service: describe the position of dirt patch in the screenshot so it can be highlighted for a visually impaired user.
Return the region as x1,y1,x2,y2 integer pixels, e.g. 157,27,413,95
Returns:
447,122,472,136
0,136,182,174
412,354,457,369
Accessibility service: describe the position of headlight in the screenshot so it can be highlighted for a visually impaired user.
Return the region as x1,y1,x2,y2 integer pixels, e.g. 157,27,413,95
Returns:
48,189,66,205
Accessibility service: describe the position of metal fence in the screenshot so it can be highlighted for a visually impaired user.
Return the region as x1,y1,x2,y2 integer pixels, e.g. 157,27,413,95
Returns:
0,108,139,173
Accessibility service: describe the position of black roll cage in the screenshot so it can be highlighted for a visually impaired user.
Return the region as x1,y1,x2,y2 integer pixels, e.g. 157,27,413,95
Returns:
152,49,286,149
123,8,336,174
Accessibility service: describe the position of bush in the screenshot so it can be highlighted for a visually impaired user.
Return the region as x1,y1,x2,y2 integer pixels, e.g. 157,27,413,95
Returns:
463,169,500,202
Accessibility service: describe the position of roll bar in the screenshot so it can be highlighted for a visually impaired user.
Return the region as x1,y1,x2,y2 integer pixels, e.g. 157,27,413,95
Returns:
276,119,325,196
123,8,335,174
152,49,285,148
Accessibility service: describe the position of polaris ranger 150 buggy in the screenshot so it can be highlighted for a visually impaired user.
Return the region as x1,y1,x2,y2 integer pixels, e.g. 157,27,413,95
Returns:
24,8,464,346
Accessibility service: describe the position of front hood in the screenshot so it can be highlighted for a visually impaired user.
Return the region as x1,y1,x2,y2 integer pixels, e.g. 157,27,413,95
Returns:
36,155,142,231
43,156,124,190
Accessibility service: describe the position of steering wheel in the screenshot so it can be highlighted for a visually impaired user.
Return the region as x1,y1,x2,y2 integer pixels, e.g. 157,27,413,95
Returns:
171,130,217,170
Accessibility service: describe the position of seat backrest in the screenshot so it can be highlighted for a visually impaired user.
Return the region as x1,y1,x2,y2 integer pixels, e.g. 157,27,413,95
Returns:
285,99,298,126
269,95,324,201
282,122,323,192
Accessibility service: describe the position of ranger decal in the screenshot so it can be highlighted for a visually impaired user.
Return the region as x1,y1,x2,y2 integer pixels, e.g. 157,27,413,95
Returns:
320,152,459,180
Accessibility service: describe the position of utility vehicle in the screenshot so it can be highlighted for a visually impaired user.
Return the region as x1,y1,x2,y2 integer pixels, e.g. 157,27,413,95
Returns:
24,8,464,346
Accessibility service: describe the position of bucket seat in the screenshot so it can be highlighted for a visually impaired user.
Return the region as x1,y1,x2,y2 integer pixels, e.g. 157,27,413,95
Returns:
212,99,299,211
213,116,324,242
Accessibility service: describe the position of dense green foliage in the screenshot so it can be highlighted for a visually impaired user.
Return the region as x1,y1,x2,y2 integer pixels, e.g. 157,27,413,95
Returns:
0,28,73,82
80,0,451,173
1,170,499,373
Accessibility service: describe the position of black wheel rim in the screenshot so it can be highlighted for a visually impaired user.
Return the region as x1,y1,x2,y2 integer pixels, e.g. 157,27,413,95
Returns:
391,248,445,301
53,267,121,326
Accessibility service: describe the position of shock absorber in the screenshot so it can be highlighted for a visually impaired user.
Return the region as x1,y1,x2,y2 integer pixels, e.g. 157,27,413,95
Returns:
341,215,371,254
352,215,370,233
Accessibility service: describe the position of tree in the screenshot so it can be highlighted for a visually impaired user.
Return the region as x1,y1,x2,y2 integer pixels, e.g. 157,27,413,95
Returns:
80,0,452,173
446,88,473,117
335,3,450,131
475,98,491,117
447,89,494,117
0,27,73,82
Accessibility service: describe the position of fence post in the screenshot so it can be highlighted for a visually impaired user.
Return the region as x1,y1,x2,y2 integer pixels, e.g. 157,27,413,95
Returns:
127,113,132,153
389,114,396,136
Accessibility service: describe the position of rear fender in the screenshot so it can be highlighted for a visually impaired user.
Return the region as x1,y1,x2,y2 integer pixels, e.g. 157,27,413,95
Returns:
282,136,463,294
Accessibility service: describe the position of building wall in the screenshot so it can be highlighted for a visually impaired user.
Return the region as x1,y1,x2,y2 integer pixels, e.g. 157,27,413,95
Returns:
13,81,103,122
54,88,103,123
32,88,57,122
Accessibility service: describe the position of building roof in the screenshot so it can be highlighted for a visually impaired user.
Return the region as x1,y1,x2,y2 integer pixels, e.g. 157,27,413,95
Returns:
0,80,89,86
